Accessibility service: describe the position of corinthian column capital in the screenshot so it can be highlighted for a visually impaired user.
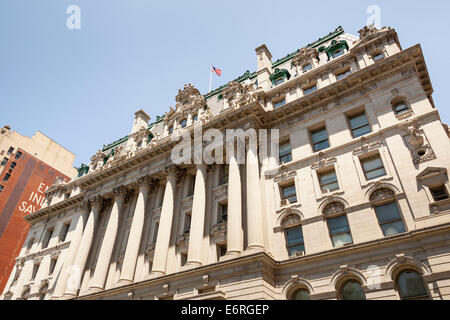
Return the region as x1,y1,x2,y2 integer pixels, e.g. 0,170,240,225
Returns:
138,176,160,193
88,196,104,209
166,165,186,184
113,186,128,198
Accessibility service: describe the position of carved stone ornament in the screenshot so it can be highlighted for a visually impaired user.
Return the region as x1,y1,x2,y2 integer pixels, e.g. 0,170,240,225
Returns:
113,186,128,198
138,176,160,193
133,127,149,142
222,80,258,109
89,195,104,208
90,150,106,164
412,145,437,165
166,165,186,184
358,24,379,39
50,250,61,259
281,214,301,228
369,188,395,203
291,47,318,67
323,202,345,216
165,84,206,124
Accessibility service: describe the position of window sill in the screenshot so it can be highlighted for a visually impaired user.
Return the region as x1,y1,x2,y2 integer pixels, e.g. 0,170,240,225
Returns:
429,198,450,214
395,110,414,121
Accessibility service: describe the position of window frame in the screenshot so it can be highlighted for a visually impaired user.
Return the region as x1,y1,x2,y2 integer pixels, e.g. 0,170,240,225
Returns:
279,140,292,164
318,169,339,193
361,155,387,181
303,83,318,95
284,225,305,257
310,126,330,152
280,182,298,204
396,269,429,300
327,214,353,248
348,111,371,138
373,200,406,237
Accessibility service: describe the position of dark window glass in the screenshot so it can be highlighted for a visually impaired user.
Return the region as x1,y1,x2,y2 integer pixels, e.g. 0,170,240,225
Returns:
180,119,187,128
32,264,40,280
279,142,292,164
394,102,409,115
49,258,57,275
274,99,286,109
397,270,428,300
7,147,14,154
291,289,310,300
1,157,8,166
275,78,285,86
15,151,22,159
373,53,385,62
281,184,297,204
304,84,318,95
42,229,53,249
0,185,3,192
218,204,228,223
302,64,313,73
218,244,227,257
168,126,174,134
311,128,329,152
285,226,305,257
328,215,352,247
192,114,198,122
3,173,10,182
319,171,339,192
430,186,449,202
60,223,70,242
362,156,386,180
336,69,352,80
349,112,371,138
374,202,406,236
220,165,229,185
341,280,366,300
10,162,16,169
332,50,344,58
184,213,191,233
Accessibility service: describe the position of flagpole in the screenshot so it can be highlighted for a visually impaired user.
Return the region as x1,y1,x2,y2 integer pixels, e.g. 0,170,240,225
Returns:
209,65,213,93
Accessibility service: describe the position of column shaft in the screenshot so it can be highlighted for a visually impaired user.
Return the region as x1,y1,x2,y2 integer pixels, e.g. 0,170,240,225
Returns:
227,155,243,255
52,204,89,299
186,165,206,266
89,187,126,292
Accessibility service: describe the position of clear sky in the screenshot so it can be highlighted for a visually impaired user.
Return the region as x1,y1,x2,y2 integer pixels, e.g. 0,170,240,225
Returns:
1,0,449,168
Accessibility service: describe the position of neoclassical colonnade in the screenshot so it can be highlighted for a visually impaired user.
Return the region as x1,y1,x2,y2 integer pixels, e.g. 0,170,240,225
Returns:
52,146,265,298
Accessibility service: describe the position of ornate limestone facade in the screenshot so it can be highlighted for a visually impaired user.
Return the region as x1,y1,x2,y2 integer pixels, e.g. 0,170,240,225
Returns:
3,25,450,300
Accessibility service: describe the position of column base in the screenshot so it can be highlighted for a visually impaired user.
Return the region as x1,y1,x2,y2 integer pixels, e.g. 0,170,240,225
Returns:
62,292,77,300
149,270,166,279
87,285,103,294
185,261,202,269
220,250,242,261
244,245,264,254
115,278,133,287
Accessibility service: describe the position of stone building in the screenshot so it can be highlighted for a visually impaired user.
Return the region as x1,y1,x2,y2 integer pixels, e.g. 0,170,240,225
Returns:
0,127,76,293
3,25,450,300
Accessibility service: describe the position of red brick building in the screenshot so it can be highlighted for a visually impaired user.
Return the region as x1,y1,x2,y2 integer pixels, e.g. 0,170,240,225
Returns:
0,148,70,292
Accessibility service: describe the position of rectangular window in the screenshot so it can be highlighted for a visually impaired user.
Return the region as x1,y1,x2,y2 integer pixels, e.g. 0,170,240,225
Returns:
3,173,10,182
274,99,286,109
303,84,318,95
10,162,16,169
218,203,228,223
279,141,292,164
181,253,187,266
183,212,191,234
59,223,70,242
31,263,40,280
311,127,330,152
42,228,53,249
217,244,227,258
349,112,371,138
0,185,4,192
220,165,229,185
281,183,297,204
361,156,386,180
336,69,352,80
7,147,14,155
285,226,305,257
49,258,57,275
328,215,353,247
1,157,8,166
374,202,406,236
180,119,187,128
319,170,339,192
15,151,22,160
430,185,449,202
152,222,159,244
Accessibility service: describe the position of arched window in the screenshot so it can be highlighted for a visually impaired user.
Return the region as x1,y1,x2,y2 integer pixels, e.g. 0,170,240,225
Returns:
392,99,410,115
180,119,187,128
39,282,49,300
340,280,366,300
332,49,344,59
370,188,406,237
275,78,285,86
302,63,313,73
396,270,429,300
291,288,311,300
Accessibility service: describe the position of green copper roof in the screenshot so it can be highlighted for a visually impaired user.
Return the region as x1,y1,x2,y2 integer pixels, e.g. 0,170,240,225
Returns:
102,135,129,152
271,26,344,68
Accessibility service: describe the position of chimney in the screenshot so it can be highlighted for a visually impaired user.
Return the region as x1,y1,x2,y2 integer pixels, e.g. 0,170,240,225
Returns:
255,44,273,72
131,109,150,135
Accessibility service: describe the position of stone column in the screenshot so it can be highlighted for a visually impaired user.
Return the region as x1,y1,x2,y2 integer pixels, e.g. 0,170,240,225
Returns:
88,186,127,292
119,177,158,284
151,165,184,276
246,142,264,250
226,154,243,256
186,164,206,267
52,202,89,299
64,196,103,298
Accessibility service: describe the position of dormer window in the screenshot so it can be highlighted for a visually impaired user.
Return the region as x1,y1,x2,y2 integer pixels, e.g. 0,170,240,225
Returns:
192,114,198,122
302,63,313,73
275,78,285,86
332,49,344,59
180,119,187,128
168,125,174,134
274,99,286,109
270,68,291,87
303,83,318,95
137,140,143,149
372,52,385,62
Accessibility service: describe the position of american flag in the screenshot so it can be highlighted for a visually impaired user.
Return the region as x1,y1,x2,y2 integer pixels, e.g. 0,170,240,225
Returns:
211,66,222,77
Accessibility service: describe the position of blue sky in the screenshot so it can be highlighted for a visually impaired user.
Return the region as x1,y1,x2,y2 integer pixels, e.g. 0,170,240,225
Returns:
1,0,449,168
